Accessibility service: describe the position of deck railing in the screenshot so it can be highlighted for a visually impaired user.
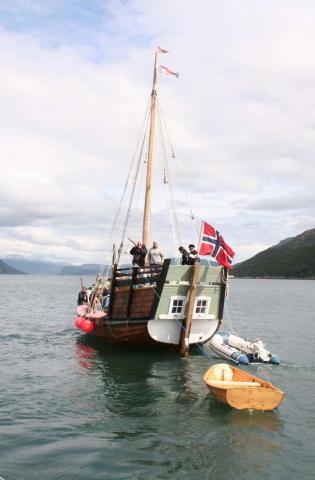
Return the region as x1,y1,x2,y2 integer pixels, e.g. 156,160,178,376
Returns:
114,264,164,287
108,261,170,320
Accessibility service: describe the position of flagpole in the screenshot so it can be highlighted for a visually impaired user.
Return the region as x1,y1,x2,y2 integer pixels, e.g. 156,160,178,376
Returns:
197,220,204,254
142,52,158,247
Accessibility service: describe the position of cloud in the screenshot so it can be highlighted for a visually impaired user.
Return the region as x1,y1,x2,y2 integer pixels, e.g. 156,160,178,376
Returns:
0,1,315,264
247,191,315,212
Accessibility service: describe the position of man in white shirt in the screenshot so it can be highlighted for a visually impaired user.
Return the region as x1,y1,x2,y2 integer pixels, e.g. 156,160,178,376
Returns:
148,241,164,266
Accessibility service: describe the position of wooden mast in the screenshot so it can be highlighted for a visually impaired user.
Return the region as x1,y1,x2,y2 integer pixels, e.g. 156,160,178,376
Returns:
180,260,200,358
142,53,158,247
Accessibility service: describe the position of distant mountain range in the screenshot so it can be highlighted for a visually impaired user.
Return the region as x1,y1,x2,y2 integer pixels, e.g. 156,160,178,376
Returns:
2,257,103,275
0,259,25,274
233,229,315,279
59,264,102,275
4,256,67,274
2,229,315,278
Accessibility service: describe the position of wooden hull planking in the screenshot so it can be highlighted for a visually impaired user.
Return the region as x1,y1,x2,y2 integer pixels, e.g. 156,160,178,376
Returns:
92,321,157,346
91,317,220,347
204,364,284,411
79,262,226,348
207,384,284,410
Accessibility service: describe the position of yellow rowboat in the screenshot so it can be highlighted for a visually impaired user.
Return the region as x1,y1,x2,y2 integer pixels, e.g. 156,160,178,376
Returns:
204,363,285,411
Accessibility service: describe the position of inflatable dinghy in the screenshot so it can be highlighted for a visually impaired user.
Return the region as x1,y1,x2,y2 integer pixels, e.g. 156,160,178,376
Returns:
209,332,280,365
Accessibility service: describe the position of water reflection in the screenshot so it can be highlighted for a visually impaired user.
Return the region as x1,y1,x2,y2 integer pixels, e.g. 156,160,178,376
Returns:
228,408,282,432
74,337,282,434
74,337,179,415
74,343,96,369
73,336,285,477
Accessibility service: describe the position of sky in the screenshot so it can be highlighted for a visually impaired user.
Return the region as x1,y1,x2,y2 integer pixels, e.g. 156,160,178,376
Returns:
1,0,315,265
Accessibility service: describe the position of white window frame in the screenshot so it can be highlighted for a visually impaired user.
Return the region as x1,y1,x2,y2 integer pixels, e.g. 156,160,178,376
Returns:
159,295,186,320
193,296,211,318
168,295,186,318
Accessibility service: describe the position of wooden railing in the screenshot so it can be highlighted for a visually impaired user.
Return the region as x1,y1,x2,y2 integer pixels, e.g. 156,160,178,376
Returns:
108,264,165,320
114,264,164,287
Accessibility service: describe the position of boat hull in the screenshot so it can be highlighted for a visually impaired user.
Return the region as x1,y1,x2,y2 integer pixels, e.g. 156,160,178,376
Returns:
89,317,219,347
92,320,156,346
204,363,284,411
76,262,226,348
207,384,284,410
209,332,280,365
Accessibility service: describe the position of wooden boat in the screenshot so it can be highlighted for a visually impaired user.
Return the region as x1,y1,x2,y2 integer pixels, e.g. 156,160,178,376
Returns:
204,363,284,410
74,49,229,356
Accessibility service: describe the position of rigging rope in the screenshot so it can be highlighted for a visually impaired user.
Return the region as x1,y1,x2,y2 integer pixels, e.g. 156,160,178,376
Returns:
97,98,151,276
98,92,203,275
156,103,183,247
221,274,238,335
157,98,199,236
112,98,151,234
116,120,149,265
132,152,146,230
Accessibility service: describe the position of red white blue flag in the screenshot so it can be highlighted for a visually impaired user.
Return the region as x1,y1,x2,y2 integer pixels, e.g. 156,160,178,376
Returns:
198,221,235,270
157,46,169,54
159,65,179,78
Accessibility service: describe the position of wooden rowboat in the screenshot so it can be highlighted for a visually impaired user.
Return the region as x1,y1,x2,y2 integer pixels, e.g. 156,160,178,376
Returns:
204,363,284,411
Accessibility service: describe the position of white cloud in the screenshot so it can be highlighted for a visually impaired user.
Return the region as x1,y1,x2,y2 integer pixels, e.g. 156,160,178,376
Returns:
0,1,315,264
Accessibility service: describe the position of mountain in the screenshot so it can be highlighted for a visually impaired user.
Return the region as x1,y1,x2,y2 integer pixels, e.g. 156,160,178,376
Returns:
4,256,107,276
0,259,26,274
59,264,103,276
234,229,315,278
4,256,68,274
59,259,216,275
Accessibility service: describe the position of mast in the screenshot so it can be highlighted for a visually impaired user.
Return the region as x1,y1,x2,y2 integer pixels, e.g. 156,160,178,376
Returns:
142,53,158,246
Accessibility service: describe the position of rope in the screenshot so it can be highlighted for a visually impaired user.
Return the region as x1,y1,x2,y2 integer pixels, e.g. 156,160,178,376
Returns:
132,151,146,229
97,98,151,277
111,97,151,236
157,98,198,237
153,104,179,254
156,103,182,247
222,303,235,335
116,119,149,265
222,273,238,335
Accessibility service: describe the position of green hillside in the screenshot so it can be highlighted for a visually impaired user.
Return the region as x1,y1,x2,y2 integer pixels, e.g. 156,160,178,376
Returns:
234,229,315,279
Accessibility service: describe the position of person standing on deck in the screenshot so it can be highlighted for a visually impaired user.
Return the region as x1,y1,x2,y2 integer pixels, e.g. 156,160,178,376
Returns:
188,244,198,264
148,241,164,266
129,240,148,267
77,287,88,305
179,246,190,265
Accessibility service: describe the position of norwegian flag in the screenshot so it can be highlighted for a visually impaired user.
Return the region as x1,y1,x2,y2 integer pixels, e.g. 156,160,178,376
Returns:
198,221,235,270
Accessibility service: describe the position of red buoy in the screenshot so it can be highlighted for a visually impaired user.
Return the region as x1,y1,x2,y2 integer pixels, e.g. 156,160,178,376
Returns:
82,319,94,333
75,316,85,329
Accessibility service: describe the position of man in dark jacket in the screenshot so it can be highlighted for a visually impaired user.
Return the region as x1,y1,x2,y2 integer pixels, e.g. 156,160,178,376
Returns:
77,287,88,305
179,246,190,265
130,241,148,267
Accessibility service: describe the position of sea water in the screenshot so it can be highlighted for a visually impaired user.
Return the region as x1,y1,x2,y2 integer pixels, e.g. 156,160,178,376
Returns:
0,275,314,480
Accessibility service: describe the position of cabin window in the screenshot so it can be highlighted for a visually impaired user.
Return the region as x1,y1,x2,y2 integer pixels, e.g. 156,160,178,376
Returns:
171,299,184,313
194,296,210,315
169,296,186,315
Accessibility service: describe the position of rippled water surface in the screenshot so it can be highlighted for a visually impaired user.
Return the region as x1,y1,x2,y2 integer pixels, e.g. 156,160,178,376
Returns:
0,275,314,479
